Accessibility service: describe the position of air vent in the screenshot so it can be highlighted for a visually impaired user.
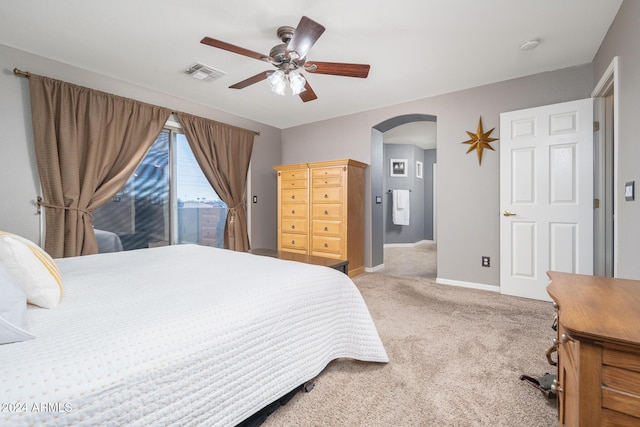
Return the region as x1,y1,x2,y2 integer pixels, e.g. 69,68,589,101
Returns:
185,62,226,82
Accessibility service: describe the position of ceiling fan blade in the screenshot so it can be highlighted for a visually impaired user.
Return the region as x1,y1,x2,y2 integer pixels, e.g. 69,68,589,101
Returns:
201,37,271,62
299,80,317,102
286,16,325,59
305,62,370,78
229,71,272,89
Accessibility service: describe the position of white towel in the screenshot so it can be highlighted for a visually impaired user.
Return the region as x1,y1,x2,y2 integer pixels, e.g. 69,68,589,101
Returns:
392,190,410,226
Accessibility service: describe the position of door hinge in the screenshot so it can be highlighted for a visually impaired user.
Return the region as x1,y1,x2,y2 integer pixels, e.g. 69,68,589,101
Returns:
594,198,600,209
594,121,600,132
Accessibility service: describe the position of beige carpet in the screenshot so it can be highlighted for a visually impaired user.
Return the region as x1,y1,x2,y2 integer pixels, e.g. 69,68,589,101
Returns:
263,245,558,427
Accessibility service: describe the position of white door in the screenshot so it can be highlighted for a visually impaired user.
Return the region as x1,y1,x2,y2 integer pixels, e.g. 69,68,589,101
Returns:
500,99,593,301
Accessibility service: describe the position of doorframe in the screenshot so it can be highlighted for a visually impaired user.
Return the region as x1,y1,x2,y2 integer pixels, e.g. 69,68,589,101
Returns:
592,56,619,277
369,114,437,271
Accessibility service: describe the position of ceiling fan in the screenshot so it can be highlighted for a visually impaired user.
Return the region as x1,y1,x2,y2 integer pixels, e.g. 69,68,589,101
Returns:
200,16,370,102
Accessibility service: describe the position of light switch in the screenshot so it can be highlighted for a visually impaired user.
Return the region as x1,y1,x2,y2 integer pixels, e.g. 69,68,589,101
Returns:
625,181,635,201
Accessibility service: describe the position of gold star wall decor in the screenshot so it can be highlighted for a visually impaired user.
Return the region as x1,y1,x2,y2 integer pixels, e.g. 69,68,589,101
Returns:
462,117,498,165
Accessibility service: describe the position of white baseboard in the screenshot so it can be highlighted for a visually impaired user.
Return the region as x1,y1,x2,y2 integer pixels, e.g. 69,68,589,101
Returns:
435,277,500,293
365,263,385,273
384,240,434,248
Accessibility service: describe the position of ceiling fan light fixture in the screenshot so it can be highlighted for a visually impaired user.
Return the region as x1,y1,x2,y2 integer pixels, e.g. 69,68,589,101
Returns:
289,70,306,96
267,69,286,96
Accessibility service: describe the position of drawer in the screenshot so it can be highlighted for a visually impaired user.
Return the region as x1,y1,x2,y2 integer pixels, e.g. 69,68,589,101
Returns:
312,220,343,236
602,387,640,419
312,186,343,203
604,347,640,373
312,167,343,179
279,169,308,181
602,365,640,397
312,235,343,254
281,178,308,189
312,204,342,219
281,233,308,251
282,218,308,234
282,188,308,203
281,203,308,218
312,175,342,187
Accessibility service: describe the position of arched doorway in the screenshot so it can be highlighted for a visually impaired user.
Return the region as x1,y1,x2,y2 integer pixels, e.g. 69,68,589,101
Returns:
370,114,437,273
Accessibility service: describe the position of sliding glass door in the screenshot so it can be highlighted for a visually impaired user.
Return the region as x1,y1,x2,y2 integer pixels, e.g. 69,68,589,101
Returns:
93,128,226,252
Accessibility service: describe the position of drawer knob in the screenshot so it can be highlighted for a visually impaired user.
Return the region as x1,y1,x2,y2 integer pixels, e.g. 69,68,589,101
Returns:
324,243,328,248
291,210,295,214
324,194,328,198
291,240,295,244
561,333,569,343
324,226,328,231
291,225,295,229
291,195,295,199
324,210,328,215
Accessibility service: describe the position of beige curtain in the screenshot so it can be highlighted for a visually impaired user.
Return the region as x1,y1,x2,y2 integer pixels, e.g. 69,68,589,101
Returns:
29,74,171,258
177,113,254,251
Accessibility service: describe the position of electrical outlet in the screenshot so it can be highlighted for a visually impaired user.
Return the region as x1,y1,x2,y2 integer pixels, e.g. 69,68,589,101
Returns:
482,256,490,267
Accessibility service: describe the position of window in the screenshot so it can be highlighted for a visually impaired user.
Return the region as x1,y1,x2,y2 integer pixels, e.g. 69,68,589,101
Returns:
93,126,227,251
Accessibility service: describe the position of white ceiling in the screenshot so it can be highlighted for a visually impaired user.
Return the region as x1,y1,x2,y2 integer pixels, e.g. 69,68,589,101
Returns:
0,0,622,129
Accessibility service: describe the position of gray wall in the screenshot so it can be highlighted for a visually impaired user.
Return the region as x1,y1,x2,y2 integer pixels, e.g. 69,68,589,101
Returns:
383,144,433,245
282,64,594,287
593,0,640,280
0,44,280,250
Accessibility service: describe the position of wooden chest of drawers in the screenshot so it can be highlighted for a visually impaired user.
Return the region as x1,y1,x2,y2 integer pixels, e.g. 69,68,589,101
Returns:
274,159,366,277
547,272,640,426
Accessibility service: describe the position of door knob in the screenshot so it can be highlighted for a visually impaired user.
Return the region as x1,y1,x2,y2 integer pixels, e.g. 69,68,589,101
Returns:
503,210,517,217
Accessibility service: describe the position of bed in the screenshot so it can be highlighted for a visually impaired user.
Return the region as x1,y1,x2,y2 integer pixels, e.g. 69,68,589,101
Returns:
0,244,388,426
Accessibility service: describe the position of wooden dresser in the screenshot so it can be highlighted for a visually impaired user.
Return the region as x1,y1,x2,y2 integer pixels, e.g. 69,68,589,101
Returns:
547,272,640,426
274,159,367,277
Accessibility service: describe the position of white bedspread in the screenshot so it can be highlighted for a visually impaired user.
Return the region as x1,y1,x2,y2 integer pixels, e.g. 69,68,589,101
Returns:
0,245,387,426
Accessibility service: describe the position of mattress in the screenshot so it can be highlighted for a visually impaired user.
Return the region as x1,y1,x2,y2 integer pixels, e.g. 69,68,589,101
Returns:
0,244,387,426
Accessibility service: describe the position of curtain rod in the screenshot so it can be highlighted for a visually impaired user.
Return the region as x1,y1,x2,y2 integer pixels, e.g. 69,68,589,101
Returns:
13,67,260,136
13,68,30,78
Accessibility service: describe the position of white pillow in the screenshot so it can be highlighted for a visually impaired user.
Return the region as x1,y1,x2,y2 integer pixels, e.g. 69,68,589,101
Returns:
0,263,35,344
0,232,63,308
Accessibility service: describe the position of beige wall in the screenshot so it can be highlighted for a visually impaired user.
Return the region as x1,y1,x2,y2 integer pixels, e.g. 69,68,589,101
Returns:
282,65,594,287
593,0,640,280
0,44,280,250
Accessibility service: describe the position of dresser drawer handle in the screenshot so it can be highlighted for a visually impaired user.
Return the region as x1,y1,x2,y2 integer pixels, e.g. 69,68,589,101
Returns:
291,240,295,245
324,243,328,248
324,226,328,231
291,195,295,199
291,210,295,214
324,194,328,198
551,379,563,394
324,210,328,215
291,225,295,229
553,334,570,346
